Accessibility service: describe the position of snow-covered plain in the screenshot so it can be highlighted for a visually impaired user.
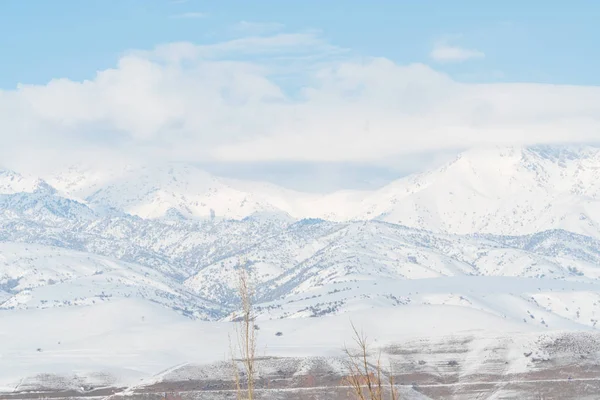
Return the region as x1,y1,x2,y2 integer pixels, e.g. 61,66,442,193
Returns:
2,145,600,393
0,297,577,392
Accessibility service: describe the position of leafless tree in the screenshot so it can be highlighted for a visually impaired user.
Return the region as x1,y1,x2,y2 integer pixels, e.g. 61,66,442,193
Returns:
231,263,257,400
344,323,399,400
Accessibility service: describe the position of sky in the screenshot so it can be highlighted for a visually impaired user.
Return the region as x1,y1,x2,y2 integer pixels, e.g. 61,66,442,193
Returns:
1,0,599,191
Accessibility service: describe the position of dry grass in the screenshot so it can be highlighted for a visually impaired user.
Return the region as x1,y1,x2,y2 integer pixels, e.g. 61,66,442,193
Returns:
344,323,399,400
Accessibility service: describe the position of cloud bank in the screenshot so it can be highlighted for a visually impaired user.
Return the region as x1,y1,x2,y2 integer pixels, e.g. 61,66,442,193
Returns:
1,31,600,173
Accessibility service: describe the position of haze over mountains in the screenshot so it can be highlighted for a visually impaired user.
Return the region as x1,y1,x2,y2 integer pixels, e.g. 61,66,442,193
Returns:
3,144,600,390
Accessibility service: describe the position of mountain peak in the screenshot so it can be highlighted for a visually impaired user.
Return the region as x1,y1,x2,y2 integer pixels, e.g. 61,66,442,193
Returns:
0,169,50,194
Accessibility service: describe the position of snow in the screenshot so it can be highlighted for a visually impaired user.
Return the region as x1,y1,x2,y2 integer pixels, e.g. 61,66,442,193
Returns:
36,145,600,241
1,144,600,392
0,242,220,318
0,297,549,391
0,170,44,195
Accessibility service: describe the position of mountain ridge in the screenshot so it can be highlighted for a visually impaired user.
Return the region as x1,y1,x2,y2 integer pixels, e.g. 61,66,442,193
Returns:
2,145,596,239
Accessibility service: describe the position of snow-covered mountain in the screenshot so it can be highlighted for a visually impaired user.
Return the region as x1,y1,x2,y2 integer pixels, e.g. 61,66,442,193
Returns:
356,146,600,238
1,145,600,314
0,242,220,319
26,145,600,240
1,187,600,326
0,169,45,194
2,144,600,391
45,163,299,220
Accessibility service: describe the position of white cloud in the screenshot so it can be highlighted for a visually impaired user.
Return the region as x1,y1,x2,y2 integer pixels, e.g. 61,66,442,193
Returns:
1,32,600,174
143,32,344,62
430,42,485,63
232,21,285,36
170,12,206,19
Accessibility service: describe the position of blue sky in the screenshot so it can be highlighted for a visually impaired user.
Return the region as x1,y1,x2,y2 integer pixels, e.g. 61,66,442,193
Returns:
1,0,598,89
1,1,599,191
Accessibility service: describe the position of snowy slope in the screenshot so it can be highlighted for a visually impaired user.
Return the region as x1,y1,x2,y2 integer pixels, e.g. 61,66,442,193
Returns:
0,242,220,319
0,169,45,194
45,163,364,222
0,187,97,225
46,163,297,220
2,186,600,323
0,298,556,392
30,145,600,240
184,220,600,304
356,146,600,237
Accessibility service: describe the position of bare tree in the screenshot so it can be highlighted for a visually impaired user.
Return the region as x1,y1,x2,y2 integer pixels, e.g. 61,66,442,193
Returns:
229,335,242,400
231,263,257,400
228,266,400,400
344,323,399,400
